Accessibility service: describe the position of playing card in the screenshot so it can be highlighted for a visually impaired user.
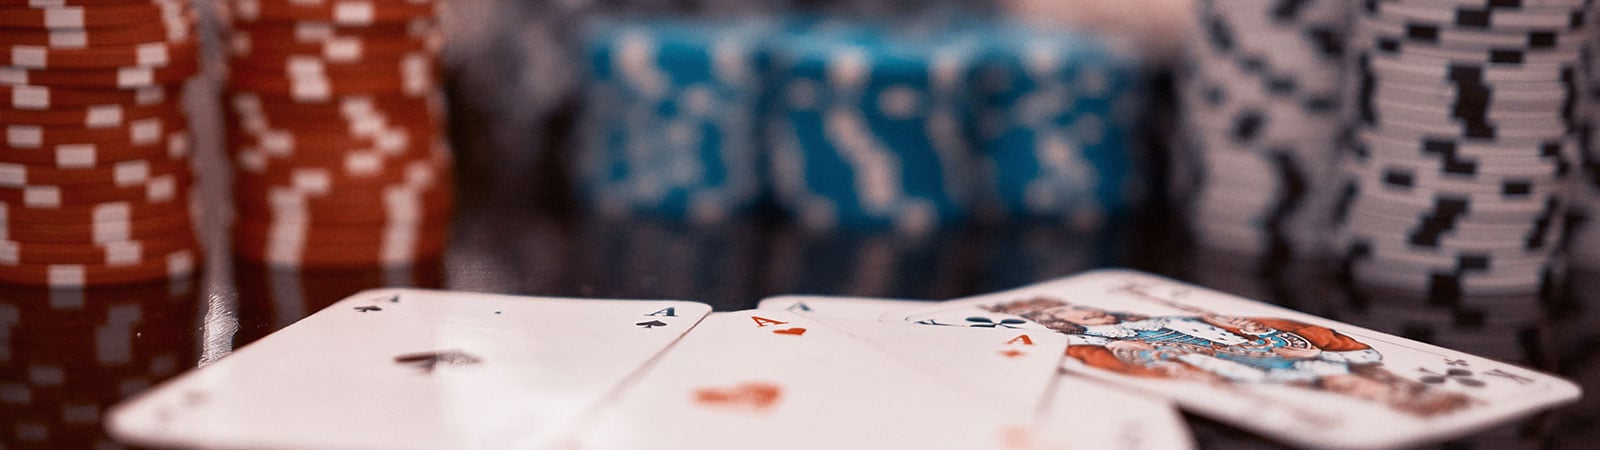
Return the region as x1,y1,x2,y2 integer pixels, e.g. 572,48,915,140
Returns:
761,295,1194,449
106,289,712,449
567,310,1038,449
1030,375,1194,450
883,269,1583,449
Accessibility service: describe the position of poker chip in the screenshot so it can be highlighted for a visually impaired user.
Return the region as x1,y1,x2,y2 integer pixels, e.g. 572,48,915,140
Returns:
228,0,442,26
0,130,189,168
0,85,168,110
0,0,187,30
225,0,450,268
0,0,199,287
1332,0,1586,296
0,39,198,70
0,55,200,89
1178,0,1351,258
0,246,195,286
0,209,192,244
0,11,193,48
0,100,175,127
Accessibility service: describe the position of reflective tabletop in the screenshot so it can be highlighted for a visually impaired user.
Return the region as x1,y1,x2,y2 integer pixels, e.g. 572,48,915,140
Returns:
4,193,1596,449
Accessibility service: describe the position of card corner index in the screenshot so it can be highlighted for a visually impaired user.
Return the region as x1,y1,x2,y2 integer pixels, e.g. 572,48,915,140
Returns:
651,301,713,317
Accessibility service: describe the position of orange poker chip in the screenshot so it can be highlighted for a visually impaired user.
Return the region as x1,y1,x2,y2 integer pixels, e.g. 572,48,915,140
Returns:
233,224,445,268
0,129,189,168
3,114,180,147
231,50,437,77
222,97,441,132
0,99,175,127
233,183,452,225
0,157,189,186
228,29,439,61
0,38,198,70
230,90,441,118
0,171,191,207
233,155,444,194
0,0,176,8
229,36,438,66
0,55,198,89
226,132,433,166
0,0,188,30
0,234,197,266
0,246,197,286
0,211,192,243
226,65,436,98
234,142,448,186
0,11,194,47
0,195,192,224
0,84,169,110
228,0,440,26
226,119,437,143
232,214,446,245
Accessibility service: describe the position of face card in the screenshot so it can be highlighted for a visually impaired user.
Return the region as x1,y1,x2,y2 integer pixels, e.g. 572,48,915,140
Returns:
567,310,1038,449
883,269,1582,449
106,289,712,450
762,295,1194,449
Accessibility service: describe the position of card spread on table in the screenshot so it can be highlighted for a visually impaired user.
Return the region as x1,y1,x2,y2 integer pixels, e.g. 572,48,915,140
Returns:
106,270,1579,449
880,269,1583,449
106,289,711,450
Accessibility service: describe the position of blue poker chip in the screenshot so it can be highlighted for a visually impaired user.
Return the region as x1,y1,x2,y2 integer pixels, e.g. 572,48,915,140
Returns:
573,18,772,224
964,23,1149,227
765,23,984,234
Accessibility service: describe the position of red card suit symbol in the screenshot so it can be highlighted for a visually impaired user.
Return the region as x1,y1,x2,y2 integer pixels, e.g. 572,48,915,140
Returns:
999,349,1026,359
694,382,782,413
773,327,806,336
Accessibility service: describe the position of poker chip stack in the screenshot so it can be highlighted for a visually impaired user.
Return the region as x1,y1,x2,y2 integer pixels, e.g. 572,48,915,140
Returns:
1334,0,1588,295
1177,0,1351,258
223,0,453,268
0,0,201,287
767,25,982,235
970,25,1147,230
572,19,768,225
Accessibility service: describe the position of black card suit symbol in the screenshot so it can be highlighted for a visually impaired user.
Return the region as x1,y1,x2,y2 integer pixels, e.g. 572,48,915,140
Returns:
636,320,668,329
394,350,483,373
1419,368,1486,388
387,295,401,303
965,317,1026,329
354,306,383,312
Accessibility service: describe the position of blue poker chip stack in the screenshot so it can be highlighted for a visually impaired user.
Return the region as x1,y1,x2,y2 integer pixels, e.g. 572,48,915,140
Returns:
573,18,770,224
1178,0,1352,259
968,25,1149,230
1334,0,1588,295
766,25,984,234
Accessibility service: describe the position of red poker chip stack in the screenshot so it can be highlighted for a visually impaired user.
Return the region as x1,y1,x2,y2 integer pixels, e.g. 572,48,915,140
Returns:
223,0,453,268
0,0,201,287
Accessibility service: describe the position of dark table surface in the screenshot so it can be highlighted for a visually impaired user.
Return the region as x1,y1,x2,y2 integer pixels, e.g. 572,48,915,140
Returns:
4,169,1598,449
